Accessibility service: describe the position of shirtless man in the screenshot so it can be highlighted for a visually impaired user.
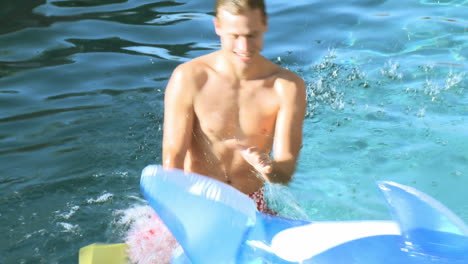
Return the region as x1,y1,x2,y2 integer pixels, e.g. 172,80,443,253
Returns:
162,0,306,211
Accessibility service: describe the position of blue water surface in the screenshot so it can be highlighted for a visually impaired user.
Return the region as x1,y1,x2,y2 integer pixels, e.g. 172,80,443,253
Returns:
0,0,466,263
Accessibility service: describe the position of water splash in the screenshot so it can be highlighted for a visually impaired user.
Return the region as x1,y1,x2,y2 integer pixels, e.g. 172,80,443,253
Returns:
301,49,368,118
265,183,310,220
381,59,403,80
58,222,80,233
114,205,178,264
55,203,80,220
86,192,114,204
444,71,465,91
423,68,465,100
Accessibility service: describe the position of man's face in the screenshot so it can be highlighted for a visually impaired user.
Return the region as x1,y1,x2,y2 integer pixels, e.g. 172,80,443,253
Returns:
214,8,267,65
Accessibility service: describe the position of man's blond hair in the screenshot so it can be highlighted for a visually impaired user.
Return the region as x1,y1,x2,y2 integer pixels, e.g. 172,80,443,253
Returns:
215,0,267,24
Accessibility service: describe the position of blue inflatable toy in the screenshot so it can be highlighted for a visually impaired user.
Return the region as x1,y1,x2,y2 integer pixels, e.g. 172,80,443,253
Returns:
140,165,468,264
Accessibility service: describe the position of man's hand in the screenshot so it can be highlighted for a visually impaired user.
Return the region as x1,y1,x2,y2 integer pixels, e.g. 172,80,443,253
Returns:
240,147,274,182
225,139,274,182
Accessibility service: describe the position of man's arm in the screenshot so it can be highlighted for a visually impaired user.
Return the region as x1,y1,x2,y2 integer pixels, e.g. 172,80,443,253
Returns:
269,74,306,183
241,73,306,184
162,63,201,169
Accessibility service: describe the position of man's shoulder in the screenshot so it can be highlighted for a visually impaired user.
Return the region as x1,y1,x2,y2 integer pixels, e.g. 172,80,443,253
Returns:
272,65,305,89
167,54,218,94
174,53,216,76
168,54,216,89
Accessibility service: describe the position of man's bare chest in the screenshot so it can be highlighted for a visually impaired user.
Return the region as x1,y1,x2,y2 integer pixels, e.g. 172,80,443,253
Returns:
193,83,279,140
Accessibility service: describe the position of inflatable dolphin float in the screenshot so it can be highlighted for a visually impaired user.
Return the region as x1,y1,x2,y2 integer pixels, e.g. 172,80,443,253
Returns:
140,165,468,264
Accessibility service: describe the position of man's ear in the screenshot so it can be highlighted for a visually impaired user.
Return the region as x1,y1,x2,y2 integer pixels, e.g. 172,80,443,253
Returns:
213,17,222,36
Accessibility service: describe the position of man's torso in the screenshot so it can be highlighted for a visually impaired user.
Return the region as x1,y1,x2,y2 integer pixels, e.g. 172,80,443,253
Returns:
183,52,287,194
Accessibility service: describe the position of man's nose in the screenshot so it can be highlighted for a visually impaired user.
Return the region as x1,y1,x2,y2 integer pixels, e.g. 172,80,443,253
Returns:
236,36,250,52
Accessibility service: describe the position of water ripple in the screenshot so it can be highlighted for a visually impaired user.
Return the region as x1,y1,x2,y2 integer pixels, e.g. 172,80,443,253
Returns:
33,0,192,26
145,12,212,25
45,87,155,100
51,0,127,8
34,0,180,18
0,105,109,123
0,136,78,155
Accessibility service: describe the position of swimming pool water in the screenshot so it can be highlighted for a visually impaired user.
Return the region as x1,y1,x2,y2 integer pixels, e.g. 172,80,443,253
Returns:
0,0,466,263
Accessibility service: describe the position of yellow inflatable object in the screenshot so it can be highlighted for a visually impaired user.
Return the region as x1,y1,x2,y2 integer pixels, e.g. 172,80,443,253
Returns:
79,243,128,264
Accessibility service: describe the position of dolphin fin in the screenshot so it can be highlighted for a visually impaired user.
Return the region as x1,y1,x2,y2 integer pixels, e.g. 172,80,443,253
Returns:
378,181,468,258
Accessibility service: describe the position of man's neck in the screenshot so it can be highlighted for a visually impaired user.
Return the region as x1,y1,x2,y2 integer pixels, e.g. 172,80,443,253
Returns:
216,50,266,81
